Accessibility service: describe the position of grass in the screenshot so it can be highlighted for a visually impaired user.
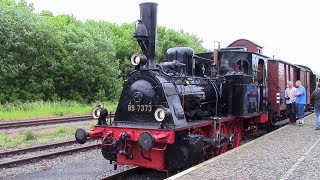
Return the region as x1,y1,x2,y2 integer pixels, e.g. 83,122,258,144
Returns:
0,124,96,149
0,101,117,120
24,130,36,141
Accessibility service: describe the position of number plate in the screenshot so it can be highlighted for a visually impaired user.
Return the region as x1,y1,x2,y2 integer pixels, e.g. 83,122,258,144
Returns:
127,104,152,112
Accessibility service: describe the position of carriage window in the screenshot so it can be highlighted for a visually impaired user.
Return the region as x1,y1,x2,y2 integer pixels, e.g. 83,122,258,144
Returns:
236,60,249,74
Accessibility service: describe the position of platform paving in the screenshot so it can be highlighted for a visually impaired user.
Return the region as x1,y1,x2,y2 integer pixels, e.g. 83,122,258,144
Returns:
169,114,320,180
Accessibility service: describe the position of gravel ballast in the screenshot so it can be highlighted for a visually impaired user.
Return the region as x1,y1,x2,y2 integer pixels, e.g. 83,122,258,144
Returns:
1,147,132,179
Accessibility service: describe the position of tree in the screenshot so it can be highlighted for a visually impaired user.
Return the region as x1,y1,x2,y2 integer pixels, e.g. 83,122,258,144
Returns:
0,0,208,104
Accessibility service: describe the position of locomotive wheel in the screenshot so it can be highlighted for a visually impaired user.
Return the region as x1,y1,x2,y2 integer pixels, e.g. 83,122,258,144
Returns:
192,128,205,136
249,120,259,137
230,122,242,148
191,128,208,162
216,123,229,155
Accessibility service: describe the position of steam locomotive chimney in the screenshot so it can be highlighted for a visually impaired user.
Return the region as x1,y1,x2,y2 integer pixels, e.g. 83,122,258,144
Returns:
137,2,158,69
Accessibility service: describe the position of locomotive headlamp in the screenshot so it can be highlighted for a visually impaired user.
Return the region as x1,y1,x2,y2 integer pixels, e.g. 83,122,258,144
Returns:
130,53,147,66
92,105,109,125
92,107,101,119
154,107,168,122
131,54,141,66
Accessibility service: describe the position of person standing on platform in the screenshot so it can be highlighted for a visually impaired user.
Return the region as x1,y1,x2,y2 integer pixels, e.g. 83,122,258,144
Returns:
285,81,296,124
311,82,320,130
295,80,306,125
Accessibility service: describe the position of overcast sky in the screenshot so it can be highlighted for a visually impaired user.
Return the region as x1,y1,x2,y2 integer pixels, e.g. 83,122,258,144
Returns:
26,0,319,73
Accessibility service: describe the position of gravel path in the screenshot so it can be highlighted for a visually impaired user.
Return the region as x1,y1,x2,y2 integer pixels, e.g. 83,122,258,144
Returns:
171,114,319,180
285,131,320,180
1,147,132,180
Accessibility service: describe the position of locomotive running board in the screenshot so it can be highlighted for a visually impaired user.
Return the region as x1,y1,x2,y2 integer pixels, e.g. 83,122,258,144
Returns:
273,119,290,126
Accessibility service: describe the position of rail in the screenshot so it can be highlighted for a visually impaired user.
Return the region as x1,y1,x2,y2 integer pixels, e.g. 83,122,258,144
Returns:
0,113,115,130
0,140,100,168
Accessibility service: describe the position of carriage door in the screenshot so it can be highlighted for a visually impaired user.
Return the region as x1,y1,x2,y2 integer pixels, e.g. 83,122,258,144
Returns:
258,59,265,111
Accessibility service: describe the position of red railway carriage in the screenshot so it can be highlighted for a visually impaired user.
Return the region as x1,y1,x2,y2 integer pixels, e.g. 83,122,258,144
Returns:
228,39,312,120
267,59,311,119
228,39,264,54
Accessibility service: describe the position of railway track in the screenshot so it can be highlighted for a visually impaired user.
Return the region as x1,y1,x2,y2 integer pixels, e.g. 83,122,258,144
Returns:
0,140,100,169
0,113,115,130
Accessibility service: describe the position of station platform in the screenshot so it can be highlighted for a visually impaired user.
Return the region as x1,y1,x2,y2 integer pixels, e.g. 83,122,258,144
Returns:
168,114,320,180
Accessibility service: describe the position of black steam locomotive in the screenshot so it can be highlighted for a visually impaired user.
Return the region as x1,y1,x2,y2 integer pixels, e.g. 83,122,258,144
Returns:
76,2,269,171
114,4,269,128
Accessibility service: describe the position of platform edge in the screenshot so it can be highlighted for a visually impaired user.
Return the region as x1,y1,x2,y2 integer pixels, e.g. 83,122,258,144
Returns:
166,125,289,180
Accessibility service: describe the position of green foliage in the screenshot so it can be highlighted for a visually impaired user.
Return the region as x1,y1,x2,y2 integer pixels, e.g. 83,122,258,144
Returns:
0,123,93,148
105,22,141,74
55,125,67,134
156,27,208,62
24,129,36,141
0,134,8,143
0,0,208,104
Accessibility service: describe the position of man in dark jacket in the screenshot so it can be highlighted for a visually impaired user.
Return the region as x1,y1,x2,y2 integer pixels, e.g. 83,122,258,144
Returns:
311,82,320,130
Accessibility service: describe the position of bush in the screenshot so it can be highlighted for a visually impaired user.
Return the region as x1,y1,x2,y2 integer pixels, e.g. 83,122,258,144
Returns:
24,130,36,141
55,125,67,134
0,134,8,143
